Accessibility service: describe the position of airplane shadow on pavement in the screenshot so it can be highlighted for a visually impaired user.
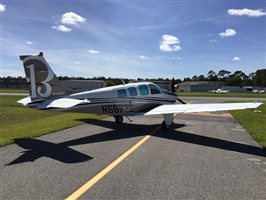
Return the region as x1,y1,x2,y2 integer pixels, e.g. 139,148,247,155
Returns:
6,119,265,166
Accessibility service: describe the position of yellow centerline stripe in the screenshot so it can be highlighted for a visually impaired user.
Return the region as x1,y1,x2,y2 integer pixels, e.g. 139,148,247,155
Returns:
65,126,160,200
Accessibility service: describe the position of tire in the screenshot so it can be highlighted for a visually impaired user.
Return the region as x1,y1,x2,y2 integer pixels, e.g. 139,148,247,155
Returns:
161,120,170,131
115,116,123,124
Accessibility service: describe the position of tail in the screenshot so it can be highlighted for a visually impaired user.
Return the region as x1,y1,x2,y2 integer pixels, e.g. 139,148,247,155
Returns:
20,52,68,101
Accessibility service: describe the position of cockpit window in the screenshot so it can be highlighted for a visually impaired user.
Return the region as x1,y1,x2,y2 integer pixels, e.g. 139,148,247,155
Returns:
117,89,127,97
128,87,137,96
149,84,161,94
138,85,149,95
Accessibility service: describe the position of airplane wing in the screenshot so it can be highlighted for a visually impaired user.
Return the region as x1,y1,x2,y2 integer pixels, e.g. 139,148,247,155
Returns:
144,102,262,115
18,97,89,109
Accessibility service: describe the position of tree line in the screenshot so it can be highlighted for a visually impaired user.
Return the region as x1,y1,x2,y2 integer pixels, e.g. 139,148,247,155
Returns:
57,76,178,86
58,68,266,87
182,69,265,87
2,69,265,87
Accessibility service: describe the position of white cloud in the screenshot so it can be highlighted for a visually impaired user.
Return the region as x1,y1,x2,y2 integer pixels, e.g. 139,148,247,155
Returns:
228,8,266,17
88,49,99,54
75,61,81,65
61,12,87,26
26,41,33,45
219,29,236,37
232,57,241,61
139,55,148,59
51,25,72,32
51,12,86,33
160,34,181,52
0,4,5,12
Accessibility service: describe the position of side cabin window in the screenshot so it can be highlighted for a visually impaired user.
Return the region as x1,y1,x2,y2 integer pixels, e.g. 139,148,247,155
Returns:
128,87,137,96
149,84,161,94
138,85,149,95
117,89,127,97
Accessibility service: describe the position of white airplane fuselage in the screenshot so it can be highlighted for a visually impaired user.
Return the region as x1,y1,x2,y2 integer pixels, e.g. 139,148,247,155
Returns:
27,82,177,117
68,82,177,116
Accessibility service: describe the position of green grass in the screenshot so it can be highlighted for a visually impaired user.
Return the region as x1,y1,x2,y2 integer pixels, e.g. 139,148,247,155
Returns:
177,92,266,98
0,96,105,146
229,102,266,150
0,88,28,93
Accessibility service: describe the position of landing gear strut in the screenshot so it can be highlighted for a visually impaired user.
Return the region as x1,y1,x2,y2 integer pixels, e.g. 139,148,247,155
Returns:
161,120,170,131
115,116,123,124
161,114,174,131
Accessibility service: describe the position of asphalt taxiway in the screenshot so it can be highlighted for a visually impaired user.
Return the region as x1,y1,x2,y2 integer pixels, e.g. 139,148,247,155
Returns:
1,97,266,199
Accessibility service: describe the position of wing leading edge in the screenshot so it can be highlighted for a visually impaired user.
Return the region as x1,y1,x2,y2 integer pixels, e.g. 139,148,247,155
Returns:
144,102,262,115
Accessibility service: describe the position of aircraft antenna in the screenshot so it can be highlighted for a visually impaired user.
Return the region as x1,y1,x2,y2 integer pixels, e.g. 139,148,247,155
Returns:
121,79,126,85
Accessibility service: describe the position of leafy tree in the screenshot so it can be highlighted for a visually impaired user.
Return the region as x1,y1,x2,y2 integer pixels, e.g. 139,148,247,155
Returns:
253,69,266,87
207,70,215,78
192,75,198,81
183,77,191,82
58,76,71,80
248,72,256,80
207,70,218,81
175,79,182,84
233,71,248,80
198,75,206,81
243,78,253,86
217,70,231,81
225,75,243,86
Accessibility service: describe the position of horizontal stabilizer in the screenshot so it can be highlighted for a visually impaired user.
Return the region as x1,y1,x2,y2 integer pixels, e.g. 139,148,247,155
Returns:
17,96,32,106
144,102,262,115
47,98,89,108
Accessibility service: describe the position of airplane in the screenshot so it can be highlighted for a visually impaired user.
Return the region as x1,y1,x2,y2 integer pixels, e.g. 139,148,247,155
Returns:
18,52,262,130
245,87,265,94
208,89,229,94
252,89,265,94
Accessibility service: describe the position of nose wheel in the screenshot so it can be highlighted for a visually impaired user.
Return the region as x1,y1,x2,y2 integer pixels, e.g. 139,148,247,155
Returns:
115,116,123,124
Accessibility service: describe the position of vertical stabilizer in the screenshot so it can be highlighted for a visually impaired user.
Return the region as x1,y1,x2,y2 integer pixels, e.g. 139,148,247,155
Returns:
20,52,67,100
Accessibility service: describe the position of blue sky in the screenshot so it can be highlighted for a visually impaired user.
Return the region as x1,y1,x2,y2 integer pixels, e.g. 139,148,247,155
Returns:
1,0,265,79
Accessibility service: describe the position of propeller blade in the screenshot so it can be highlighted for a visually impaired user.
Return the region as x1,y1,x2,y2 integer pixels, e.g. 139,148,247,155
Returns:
176,97,187,104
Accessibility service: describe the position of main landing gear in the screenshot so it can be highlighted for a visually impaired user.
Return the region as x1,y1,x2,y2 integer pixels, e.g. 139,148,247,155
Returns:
115,116,123,124
161,114,174,131
114,116,133,124
114,114,174,131
161,121,170,131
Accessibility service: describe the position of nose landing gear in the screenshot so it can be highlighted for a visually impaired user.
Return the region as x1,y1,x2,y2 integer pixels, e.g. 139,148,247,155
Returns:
161,114,174,131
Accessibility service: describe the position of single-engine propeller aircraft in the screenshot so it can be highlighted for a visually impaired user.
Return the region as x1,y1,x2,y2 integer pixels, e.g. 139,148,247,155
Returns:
208,89,229,94
18,52,262,130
